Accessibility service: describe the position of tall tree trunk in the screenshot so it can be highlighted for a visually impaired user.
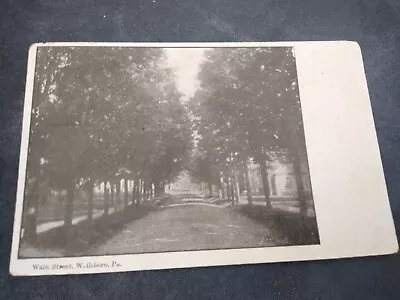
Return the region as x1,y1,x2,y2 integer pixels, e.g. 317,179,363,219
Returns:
103,181,109,216
136,179,140,203
207,181,213,198
136,179,140,204
140,179,144,202
147,182,150,198
225,178,231,204
259,161,272,208
87,178,94,222
293,153,307,216
147,181,151,200
150,182,154,198
132,179,137,204
116,180,121,210
234,172,240,205
26,179,39,240
140,179,144,203
32,193,39,237
154,181,159,196
229,176,235,206
124,178,129,208
64,180,74,228
135,179,138,204
155,181,165,196
144,180,148,201
110,182,115,211
151,182,155,197
219,174,225,198
244,162,253,205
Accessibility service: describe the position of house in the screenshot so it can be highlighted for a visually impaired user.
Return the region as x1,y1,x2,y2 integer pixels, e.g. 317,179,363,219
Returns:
247,159,312,198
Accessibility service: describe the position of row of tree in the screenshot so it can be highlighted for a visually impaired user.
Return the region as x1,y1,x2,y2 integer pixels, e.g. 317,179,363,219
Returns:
188,47,309,214
25,47,192,236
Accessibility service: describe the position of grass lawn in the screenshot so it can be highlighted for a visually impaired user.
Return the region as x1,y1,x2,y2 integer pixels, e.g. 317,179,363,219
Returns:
235,204,320,246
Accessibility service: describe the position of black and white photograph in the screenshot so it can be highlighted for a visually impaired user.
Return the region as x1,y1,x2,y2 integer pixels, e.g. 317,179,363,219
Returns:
17,44,319,259
10,42,398,276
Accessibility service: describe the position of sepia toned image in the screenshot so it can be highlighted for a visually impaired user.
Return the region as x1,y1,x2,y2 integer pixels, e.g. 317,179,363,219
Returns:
18,45,319,259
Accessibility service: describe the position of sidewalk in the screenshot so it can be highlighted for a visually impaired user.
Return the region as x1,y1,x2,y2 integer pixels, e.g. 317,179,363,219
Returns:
32,196,166,235
209,196,316,217
31,195,315,236
243,196,316,217
34,205,127,234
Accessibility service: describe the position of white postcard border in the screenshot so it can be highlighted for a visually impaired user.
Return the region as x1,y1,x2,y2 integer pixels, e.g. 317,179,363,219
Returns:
10,41,398,276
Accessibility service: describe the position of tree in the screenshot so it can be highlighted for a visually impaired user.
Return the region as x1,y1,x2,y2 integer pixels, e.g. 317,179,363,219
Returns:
25,46,193,236
191,47,309,211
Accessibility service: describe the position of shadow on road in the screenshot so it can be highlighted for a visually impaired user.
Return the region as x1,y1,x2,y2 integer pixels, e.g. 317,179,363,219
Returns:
19,193,320,258
159,193,226,209
19,203,160,258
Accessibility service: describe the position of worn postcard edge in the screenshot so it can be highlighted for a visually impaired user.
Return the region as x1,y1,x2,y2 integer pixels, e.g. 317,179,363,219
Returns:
9,41,398,276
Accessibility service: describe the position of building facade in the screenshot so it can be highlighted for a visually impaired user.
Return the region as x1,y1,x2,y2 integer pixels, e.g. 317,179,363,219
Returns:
247,160,312,198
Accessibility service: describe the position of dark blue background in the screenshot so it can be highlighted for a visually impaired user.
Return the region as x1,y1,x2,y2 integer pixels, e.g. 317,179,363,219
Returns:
1,0,399,299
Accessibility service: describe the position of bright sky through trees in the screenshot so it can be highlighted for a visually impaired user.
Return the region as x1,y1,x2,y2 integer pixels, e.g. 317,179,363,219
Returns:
164,48,206,101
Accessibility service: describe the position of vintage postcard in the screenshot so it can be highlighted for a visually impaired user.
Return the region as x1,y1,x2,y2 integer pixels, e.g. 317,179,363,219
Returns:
10,42,398,276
